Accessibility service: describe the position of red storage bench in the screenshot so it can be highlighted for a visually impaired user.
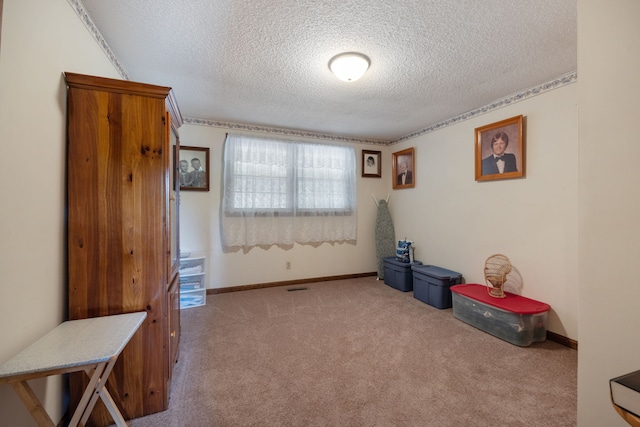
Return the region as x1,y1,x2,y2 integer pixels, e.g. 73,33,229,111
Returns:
450,284,550,347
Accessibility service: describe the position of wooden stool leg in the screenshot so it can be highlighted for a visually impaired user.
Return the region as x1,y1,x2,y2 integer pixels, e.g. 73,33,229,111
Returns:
11,381,55,427
79,358,127,427
68,363,108,427
99,386,128,426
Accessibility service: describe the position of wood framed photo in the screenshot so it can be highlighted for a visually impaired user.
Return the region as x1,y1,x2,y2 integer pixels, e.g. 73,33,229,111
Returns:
362,149,381,178
176,146,210,191
392,147,415,189
475,115,524,182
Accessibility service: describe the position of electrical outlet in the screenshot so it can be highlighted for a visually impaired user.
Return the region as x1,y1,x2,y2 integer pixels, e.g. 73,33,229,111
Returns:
286,261,291,270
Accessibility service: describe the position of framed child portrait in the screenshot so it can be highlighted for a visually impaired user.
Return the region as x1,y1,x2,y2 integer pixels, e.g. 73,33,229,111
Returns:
362,150,381,178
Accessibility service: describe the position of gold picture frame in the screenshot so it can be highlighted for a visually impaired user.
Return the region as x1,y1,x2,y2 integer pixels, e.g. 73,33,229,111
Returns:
392,147,415,189
475,115,524,182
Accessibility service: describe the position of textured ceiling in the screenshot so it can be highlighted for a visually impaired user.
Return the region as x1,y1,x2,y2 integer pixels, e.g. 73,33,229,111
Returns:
76,0,576,144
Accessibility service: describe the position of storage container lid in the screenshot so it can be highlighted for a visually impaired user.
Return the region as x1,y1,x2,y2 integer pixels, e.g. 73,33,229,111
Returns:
410,264,462,280
451,284,550,314
383,257,422,267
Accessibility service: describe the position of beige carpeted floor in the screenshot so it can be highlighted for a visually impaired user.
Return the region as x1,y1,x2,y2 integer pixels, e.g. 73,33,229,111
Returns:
126,276,577,427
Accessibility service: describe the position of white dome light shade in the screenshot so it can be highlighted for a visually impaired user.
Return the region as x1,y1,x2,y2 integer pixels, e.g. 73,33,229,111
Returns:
329,52,370,82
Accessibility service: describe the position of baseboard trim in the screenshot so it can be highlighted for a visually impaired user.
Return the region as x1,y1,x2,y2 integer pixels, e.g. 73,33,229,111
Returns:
206,272,378,295
205,274,578,351
546,330,578,350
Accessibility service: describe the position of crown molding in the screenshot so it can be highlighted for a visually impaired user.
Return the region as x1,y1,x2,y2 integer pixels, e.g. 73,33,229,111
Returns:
67,0,130,80
70,0,576,146
183,118,389,146
392,71,577,144
185,72,577,145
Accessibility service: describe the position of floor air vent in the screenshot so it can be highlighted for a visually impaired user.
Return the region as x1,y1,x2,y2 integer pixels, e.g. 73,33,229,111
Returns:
287,287,309,292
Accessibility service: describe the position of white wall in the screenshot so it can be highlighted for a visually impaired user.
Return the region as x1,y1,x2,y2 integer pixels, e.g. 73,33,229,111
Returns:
179,84,579,341
11,0,635,425
577,1,640,426
389,83,579,339
0,1,120,425
178,125,387,287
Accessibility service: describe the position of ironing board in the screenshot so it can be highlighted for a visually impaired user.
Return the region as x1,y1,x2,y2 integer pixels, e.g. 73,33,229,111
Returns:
375,198,396,279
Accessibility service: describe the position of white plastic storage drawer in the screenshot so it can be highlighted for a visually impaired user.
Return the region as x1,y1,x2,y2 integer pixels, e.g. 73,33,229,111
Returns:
180,274,205,290
180,289,206,308
179,257,205,275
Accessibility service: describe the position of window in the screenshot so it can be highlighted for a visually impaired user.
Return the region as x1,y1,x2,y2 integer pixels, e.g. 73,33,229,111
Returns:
224,136,293,213
221,133,357,252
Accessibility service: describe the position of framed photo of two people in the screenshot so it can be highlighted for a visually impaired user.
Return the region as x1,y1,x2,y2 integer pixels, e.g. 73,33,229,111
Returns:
177,146,210,191
475,115,524,182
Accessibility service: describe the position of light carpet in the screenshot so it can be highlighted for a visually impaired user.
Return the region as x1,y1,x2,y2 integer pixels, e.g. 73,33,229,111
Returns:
125,276,577,427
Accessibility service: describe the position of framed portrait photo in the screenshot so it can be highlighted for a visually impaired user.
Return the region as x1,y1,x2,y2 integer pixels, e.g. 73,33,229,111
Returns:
176,146,210,191
392,147,415,189
475,115,524,182
362,150,381,178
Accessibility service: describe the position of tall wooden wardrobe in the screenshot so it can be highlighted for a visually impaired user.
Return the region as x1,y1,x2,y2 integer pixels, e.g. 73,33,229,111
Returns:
65,72,182,426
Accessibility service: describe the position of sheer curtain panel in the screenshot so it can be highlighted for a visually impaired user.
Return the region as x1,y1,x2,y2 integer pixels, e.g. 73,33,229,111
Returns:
221,133,357,252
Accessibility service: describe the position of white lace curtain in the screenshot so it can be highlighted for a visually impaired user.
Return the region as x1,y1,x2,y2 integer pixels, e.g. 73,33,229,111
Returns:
221,133,357,253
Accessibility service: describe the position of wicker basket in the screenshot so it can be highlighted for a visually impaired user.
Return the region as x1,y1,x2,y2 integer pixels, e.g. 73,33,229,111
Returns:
484,254,511,298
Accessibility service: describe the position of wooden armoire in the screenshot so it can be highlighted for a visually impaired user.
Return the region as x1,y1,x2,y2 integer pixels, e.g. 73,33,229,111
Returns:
65,72,182,426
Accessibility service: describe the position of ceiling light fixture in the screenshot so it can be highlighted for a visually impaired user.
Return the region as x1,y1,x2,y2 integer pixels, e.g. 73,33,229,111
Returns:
328,52,370,82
